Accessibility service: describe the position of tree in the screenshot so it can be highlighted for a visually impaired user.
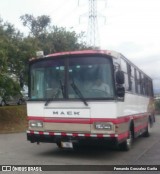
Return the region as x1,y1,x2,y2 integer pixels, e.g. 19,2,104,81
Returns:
0,74,21,98
0,18,25,89
37,26,87,54
0,20,9,74
0,14,88,93
20,14,88,54
20,14,51,37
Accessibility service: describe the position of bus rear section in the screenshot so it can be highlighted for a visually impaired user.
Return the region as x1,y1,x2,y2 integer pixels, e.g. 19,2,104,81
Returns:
26,50,154,151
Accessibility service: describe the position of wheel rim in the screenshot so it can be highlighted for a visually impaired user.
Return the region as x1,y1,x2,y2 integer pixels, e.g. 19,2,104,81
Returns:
127,131,132,148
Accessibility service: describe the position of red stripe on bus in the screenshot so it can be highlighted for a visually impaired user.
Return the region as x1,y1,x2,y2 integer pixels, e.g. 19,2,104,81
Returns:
84,134,91,137
28,113,148,124
46,50,112,58
133,114,148,120
117,131,129,140
49,132,55,136
28,116,90,124
110,134,116,138
28,116,130,124
90,117,130,124
44,118,91,124
61,132,67,136
72,133,78,137
134,123,148,132
97,134,103,138
39,131,44,135
28,117,44,121
27,130,117,138
30,130,34,134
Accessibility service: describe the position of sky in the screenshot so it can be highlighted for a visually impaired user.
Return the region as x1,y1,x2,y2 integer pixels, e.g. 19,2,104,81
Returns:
0,0,160,92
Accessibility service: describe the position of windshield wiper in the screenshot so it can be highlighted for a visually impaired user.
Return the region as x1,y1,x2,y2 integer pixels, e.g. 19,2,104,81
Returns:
45,88,61,106
45,97,52,106
45,80,64,106
45,79,88,106
70,81,88,106
60,79,65,98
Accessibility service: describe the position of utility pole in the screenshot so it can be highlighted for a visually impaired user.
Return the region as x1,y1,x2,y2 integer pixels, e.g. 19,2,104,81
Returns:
87,0,98,48
79,0,106,48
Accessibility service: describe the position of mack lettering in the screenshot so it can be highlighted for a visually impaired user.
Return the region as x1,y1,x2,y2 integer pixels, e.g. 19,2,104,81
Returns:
53,111,80,116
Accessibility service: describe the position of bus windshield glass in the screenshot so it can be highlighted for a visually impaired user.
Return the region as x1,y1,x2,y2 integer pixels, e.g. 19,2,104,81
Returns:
30,56,115,100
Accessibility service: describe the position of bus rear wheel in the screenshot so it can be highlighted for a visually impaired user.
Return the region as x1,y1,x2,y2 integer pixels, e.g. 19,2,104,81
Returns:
142,118,151,137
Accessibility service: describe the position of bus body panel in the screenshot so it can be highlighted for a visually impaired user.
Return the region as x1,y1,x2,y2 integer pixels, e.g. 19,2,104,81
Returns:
27,50,154,148
27,93,151,144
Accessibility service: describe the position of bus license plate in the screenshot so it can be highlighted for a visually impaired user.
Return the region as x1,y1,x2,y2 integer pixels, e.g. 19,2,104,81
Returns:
61,142,73,148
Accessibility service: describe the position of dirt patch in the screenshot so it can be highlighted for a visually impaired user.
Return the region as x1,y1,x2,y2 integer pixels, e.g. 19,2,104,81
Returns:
0,105,27,133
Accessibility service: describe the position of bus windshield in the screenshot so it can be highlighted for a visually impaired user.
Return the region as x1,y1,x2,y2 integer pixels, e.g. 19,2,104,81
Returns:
30,56,115,100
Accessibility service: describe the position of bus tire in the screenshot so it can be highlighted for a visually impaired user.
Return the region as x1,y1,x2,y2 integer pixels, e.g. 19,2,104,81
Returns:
56,142,62,148
119,130,133,151
143,118,151,137
143,126,150,137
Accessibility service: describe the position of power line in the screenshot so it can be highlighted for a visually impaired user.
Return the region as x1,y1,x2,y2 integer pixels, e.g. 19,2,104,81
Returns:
50,0,79,27
48,0,66,16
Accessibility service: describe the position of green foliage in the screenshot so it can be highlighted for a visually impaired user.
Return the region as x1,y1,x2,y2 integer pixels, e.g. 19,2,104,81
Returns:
20,14,87,54
20,14,51,37
0,75,21,97
36,26,87,54
0,14,88,95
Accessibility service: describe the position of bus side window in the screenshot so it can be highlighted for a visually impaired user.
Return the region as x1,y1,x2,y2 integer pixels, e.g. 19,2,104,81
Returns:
136,70,141,94
131,66,136,93
121,59,129,91
127,64,135,93
148,80,154,97
135,69,138,93
144,76,149,96
127,64,132,91
141,74,145,95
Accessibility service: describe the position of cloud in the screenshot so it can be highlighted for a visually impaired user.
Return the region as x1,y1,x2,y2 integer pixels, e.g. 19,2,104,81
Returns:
105,41,160,78
0,0,160,92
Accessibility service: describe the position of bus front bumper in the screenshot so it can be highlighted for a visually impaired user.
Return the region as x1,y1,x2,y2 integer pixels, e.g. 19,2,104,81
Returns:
26,130,118,146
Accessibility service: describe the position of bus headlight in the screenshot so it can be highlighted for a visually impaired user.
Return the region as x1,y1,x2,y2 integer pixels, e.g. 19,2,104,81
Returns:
29,121,43,128
94,122,113,130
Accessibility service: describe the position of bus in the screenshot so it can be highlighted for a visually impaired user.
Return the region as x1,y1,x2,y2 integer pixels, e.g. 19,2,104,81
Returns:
26,50,155,151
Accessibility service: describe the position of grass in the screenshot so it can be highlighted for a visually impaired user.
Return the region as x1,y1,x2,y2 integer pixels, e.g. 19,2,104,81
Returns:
0,105,27,133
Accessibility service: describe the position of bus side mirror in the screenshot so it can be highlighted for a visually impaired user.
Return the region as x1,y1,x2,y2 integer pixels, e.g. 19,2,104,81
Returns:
116,71,125,98
117,86,125,98
116,71,124,84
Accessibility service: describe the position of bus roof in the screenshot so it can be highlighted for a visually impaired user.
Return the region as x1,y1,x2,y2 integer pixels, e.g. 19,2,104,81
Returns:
29,50,122,62
29,49,117,62
29,49,152,80
45,50,114,58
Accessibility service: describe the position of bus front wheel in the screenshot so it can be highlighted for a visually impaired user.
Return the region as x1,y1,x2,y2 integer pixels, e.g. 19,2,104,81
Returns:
119,130,133,151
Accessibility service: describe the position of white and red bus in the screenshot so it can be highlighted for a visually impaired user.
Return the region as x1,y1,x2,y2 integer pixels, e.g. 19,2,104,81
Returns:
26,50,155,150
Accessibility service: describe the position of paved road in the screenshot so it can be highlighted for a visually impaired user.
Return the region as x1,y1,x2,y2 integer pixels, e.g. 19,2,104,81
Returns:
0,116,160,174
